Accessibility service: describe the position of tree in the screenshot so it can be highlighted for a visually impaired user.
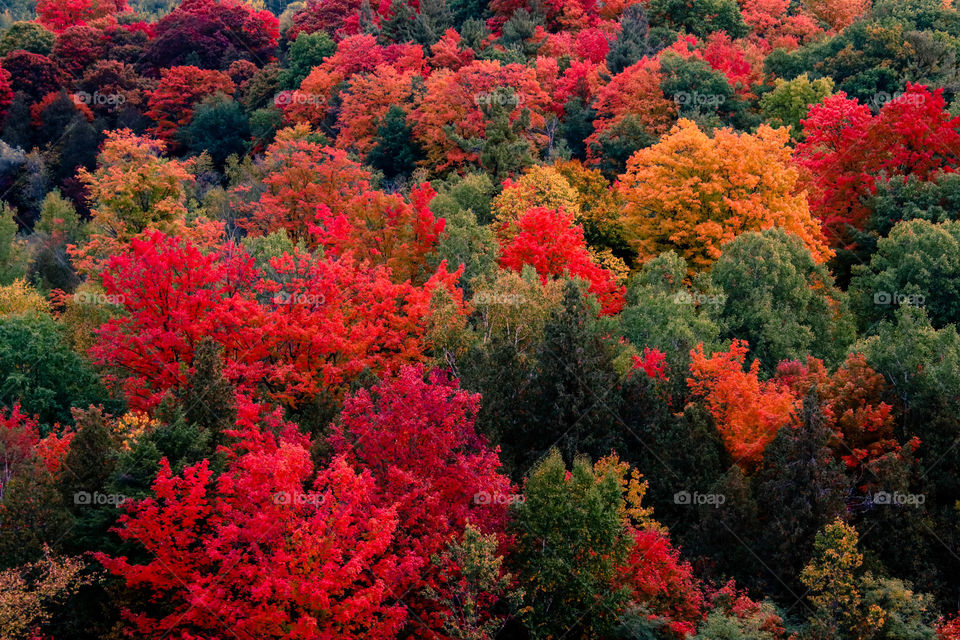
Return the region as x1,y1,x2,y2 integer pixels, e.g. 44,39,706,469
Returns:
237,132,372,242
497,206,625,315
145,0,279,70
97,401,411,640
311,183,446,284
366,104,424,179
606,4,650,75
687,340,796,470
586,57,674,163
178,95,250,166
145,65,236,144
805,0,870,30
850,220,960,332
645,0,749,39
0,312,116,428
336,65,418,156
0,22,56,56
35,0,127,33
618,118,830,272
277,31,335,90
509,450,633,640
795,85,960,249
410,59,551,173
759,74,835,140
1,51,61,104
709,229,855,371
72,129,212,277
800,519,886,640
329,365,513,637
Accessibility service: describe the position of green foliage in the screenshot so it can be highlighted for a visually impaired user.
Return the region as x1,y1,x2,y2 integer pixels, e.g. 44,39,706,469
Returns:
606,4,651,75
367,105,424,179
278,31,335,90
619,251,720,395
588,114,657,179
709,229,855,373
0,202,29,286
179,96,250,167
850,220,960,332
0,313,118,428
430,172,495,224
646,0,749,39
867,172,960,237
659,53,756,132
759,74,835,140
0,22,56,56
430,206,498,288
509,449,632,640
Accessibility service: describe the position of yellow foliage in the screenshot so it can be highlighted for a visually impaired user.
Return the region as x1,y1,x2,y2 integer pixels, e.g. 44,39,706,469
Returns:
114,411,158,451
0,280,48,317
491,165,581,234
617,119,831,272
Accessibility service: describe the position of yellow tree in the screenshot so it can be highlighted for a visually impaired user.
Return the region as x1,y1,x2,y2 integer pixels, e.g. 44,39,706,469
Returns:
617,119,829,272
491,164,581,233
800,519,886,640
72,129,222,277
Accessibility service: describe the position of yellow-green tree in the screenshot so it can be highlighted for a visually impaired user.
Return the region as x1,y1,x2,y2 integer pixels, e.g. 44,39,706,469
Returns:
800,519,885,640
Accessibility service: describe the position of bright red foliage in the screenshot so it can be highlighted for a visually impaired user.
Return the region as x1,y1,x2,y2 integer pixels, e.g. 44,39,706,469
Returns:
0,405,72,500
619,528,705,638
92,231,464,411
498,206,625,315
98,398,412,639
311,183,446,284
146,65,235,143
796,84,960,247
36,0,128,33
330,365,513,637
632,347,669,381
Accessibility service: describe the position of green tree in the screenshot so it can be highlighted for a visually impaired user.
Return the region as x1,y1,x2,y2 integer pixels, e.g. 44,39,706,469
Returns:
759,74,835,140
850,220,960,332
509,450,632,640
0,313,118,428
277,31,335,90
367,105,424,179
709,229,855,374
0,22,56,56
646,0,749,39
179,95,250,167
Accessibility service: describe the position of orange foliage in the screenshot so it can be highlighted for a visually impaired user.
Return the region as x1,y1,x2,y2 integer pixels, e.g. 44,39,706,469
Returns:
146,66,235,143
688,341,796,470
617,119,830,271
